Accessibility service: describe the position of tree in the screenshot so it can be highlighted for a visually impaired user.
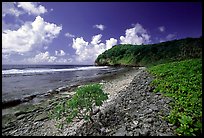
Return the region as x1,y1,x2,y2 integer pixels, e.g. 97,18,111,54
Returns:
50,83,108,128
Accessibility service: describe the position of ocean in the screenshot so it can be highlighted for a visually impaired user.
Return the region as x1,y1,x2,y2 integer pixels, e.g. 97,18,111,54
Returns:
2,64,124,106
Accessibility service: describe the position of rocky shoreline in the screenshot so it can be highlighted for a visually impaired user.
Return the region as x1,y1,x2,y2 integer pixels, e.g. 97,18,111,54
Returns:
75,67,176,136
2,66,129,110
2,67,177,136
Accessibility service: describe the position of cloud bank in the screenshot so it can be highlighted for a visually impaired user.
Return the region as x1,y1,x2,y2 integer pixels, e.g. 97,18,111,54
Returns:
2,16,62,54
72,34,117,63
17,2,47,15
2,2,48,17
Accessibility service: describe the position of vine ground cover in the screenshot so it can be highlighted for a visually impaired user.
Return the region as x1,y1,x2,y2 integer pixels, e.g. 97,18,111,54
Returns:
148,58,202,136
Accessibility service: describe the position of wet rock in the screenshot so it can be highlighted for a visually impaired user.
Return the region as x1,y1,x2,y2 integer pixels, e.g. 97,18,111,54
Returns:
2,114,17,129
34,112,48,122
17,114,27,120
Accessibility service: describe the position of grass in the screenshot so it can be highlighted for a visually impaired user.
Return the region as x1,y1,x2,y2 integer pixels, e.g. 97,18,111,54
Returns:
148,58,202,136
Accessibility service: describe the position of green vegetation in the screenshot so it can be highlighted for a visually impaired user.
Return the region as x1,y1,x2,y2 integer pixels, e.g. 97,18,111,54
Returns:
50,83,108,128
148,59,202,136
49,37,202,135
95,37,202,136
95,37,202,67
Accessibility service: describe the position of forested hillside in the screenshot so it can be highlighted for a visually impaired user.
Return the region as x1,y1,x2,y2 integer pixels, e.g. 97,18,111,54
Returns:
95,37,202,67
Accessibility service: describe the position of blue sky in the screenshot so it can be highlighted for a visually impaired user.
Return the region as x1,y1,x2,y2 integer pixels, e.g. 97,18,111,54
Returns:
2,2,202,65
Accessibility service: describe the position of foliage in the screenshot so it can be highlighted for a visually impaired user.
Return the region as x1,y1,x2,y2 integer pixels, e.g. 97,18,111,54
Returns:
95,37,202,67
148,59,202,136
49,83,108,128
94,37,203,135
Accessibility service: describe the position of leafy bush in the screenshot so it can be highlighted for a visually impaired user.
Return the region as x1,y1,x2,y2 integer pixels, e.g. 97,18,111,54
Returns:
49,83,108,128
148,59,202,136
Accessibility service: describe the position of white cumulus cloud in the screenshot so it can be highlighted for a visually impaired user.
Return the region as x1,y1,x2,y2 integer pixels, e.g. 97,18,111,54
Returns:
2,16,62,54
72,37,89,60
158,26,165,32
106,38,117,50
72,34,117,63
93,24,105,31
26,51,72,64
166,34,176,40
65,32,75,38
55,50,66,56
120,23,151,45
17,2,47,15
91,34,102,45
2,2,48,17
55,58,72,64
27,51,57,63
2,2,23,17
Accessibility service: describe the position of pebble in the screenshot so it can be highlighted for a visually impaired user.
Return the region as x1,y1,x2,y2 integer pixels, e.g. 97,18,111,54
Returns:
149,104,159,111
139,128,150,136
100,127,105,132
113,126,126,136
144,109,153,114
144,118,153,123
153,95,158,98
132,120,138,126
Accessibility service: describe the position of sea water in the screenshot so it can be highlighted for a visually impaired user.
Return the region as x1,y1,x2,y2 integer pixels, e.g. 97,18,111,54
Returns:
2,64,122,104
